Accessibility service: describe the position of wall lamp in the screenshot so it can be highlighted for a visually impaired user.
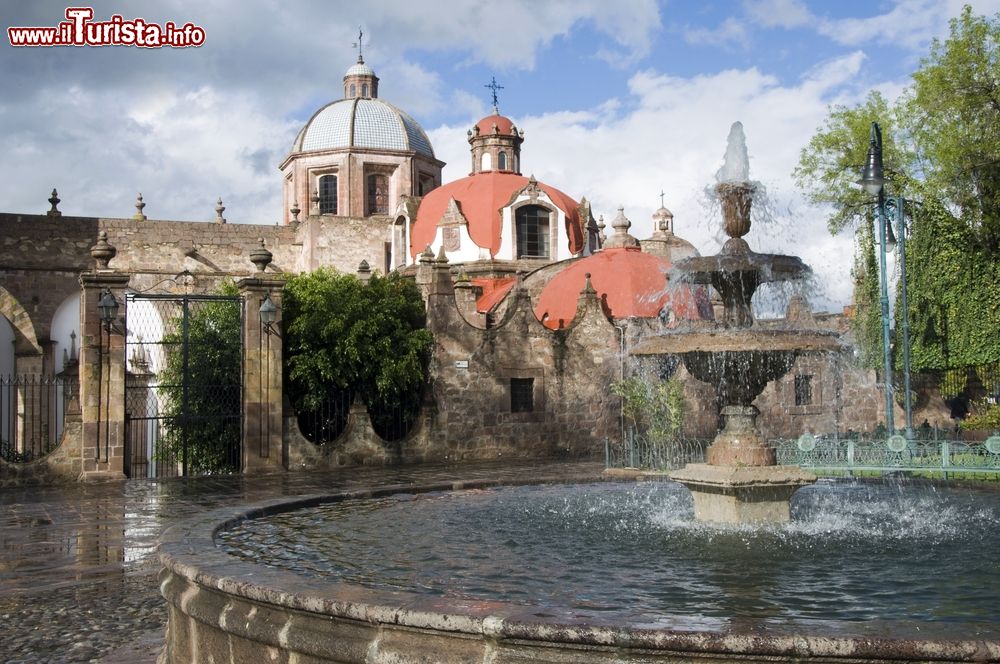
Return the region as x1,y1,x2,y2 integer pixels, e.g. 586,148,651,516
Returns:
97,288,119,331
259,293,279,336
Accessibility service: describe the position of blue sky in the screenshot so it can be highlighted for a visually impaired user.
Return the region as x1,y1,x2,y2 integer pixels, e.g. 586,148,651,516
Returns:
2,0,999,310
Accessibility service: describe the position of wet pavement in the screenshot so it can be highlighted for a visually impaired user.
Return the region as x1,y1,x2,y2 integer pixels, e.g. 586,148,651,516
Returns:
0,460,604,663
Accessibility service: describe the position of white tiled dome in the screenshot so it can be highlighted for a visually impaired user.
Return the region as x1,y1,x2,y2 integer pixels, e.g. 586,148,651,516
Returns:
293,98,435,157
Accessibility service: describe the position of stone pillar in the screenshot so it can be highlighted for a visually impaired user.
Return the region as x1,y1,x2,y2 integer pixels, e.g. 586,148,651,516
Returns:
79,272,130,480
238,276,286,474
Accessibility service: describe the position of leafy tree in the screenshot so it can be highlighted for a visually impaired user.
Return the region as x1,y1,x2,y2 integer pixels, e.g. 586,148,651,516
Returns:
794,6,1000,371
157,282,242,474
283,269,433,440
611,376,686,441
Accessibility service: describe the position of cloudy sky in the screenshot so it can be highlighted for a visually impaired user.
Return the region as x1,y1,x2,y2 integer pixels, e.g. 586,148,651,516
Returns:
3,0,999,311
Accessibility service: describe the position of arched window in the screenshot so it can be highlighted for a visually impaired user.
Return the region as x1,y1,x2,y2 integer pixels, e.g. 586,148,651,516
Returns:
480,152,492,171
515,205,550,259
349,84,356,97
367,173,389,215
362,83,369,97
498,151,508,171
318,174,337,214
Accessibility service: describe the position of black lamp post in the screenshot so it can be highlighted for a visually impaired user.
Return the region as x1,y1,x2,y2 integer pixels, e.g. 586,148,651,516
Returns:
857,121,914,439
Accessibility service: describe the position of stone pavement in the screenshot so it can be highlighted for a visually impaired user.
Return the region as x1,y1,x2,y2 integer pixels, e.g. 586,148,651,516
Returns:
0,460,604,663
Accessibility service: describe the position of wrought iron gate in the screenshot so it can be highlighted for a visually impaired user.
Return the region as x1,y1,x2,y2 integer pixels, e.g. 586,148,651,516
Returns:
124,293,243,479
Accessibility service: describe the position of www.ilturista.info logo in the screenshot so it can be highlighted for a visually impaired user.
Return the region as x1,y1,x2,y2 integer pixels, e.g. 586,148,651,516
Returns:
8,7,205,48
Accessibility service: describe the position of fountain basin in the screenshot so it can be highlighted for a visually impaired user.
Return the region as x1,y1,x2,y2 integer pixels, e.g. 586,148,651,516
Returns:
669,463,816,523
159,478,1000,663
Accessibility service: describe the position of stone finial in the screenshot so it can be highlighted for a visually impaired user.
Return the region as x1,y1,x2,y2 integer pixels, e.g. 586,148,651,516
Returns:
602,206,640,249
249,237,272,273
597,214,606,244
133,193,147,221
47,188,61,217
581,272,597,296
215,197,227,224
90,231,117,270
310,189,320,215
69,330,77,361
785,293,816,328
290,200,301,225
418,245,435,264
357,259,372,285
434,244,449,265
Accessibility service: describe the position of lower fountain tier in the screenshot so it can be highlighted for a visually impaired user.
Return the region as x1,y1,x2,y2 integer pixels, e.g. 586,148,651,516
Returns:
630,328,842,355
669,463,817,524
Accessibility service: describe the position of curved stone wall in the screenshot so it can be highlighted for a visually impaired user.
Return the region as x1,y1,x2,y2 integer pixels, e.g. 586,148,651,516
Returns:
159,479,1000,664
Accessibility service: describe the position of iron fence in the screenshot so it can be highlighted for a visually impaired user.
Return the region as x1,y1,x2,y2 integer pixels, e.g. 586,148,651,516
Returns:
775,434,1000,477
0,374,68,463
295,390,353,445
605,431,710,471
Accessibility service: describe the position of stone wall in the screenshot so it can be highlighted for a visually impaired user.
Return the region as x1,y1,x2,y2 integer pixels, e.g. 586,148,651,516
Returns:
421,261,619,461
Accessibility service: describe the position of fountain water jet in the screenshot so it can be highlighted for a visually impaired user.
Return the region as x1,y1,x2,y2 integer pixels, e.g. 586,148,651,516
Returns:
632,122,841,524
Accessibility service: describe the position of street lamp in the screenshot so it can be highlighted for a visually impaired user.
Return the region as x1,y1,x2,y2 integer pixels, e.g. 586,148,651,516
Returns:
857,122,914,439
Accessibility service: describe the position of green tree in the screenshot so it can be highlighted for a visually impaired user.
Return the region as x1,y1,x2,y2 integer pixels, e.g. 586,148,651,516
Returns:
794,5,1000,371
283,269,433,439
611,376,686,441
157,282,242,474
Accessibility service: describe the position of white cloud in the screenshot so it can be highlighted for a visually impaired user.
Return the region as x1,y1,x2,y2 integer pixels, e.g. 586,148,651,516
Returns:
743,0,814,28
816,0,1000,51
682,17,751,49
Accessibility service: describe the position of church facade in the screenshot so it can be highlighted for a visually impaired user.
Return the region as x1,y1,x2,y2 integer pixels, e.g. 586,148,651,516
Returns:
0,57,928,485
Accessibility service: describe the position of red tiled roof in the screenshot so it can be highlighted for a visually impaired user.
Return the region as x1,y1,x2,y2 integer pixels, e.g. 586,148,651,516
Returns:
471,277,516,313
534,247,710,330
411,172,583,258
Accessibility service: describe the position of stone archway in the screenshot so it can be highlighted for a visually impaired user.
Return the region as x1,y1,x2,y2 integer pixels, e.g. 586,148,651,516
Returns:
0,286,42,357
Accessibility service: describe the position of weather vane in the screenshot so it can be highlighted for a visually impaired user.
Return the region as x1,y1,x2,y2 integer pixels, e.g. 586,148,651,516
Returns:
352,27,364,62
484,76,504,111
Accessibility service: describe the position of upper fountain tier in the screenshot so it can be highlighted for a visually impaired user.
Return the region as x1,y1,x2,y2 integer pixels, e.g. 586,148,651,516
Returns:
672,122,811,328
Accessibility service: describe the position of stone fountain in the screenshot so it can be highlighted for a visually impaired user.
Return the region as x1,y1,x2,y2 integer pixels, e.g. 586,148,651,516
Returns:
632,122,841,524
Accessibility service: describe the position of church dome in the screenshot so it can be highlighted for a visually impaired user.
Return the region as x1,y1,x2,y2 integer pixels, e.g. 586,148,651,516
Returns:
474,112,516,136
534,246,712,330
291,98,435,157
344,61,375,77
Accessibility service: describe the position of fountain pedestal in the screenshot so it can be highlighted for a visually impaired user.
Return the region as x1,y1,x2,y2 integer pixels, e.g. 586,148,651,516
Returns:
670,404,815,524
670,464,815,524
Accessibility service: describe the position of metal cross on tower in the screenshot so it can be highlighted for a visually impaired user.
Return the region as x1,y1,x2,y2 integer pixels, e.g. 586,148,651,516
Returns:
660,190,666,207
485,76,504,111
352,28,364,62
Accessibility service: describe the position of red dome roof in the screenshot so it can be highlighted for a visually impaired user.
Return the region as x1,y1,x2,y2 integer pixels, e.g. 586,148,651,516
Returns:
411,172,583,259
475,112,515,135
534,247,711,330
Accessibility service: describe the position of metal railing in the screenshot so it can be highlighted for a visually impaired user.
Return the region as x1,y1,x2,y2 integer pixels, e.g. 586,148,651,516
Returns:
775,434,1000,478
0,374,68,463
605,431,709,471
295,390,353,445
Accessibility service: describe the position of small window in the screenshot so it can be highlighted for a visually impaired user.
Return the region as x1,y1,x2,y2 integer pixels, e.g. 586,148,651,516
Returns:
318,174,337,214
349,83,356,97
367,173,389,215
498,151,508,170
515,205,550,259
794,375,813,406
481,152,492,171
511,378,534,413
362,83,369,97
